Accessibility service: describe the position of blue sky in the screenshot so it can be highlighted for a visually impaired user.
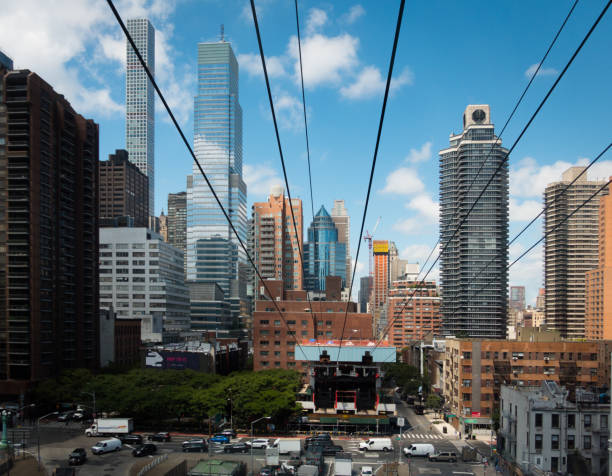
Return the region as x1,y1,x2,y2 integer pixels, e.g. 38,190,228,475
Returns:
1,0,611,305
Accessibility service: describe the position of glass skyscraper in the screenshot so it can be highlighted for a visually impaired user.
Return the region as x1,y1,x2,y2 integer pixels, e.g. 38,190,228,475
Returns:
126,18,155,216
439,105,508,338
304,206,347,291
187,40,247,300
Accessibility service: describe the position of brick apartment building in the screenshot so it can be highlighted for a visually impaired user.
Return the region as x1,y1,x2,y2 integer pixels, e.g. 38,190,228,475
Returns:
388,279,441,347
253,278,373,372
444,338,599,434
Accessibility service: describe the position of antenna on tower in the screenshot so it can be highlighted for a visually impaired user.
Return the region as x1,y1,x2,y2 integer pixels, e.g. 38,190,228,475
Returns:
220,24,225,42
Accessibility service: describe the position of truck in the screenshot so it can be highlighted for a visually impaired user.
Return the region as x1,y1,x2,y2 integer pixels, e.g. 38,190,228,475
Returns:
334,453,352,476
85,418,133,437
272,438,301,455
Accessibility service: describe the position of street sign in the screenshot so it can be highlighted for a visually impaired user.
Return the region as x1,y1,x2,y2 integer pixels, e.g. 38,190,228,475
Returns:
397,417,405,427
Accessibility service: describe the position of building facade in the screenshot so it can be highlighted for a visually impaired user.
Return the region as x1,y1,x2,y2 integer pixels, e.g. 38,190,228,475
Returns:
99,228,190,335
388,279,441,346
500,382,609,476
586,180,612,340
167,191,187,273
439,105,509,338
158,210,168,242
0,64,99,394
373,240,390,311
251,185,303,291
545,167,606,339
99,149,149,227
331,200,351,290
252,281,372,372
304,206,347,291
389,241,408,282
188,282,232,332
126,18,155,216
358,276,372,313
509,286,525,311
443,338,599,434
187,40,247,299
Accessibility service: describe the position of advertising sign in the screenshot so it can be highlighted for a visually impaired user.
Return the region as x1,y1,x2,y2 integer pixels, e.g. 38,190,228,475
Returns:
145,350,201,370
471,411,481,417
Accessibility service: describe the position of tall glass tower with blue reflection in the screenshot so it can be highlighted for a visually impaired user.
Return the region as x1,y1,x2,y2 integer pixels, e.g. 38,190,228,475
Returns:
304,206,347,291
187,40,247,300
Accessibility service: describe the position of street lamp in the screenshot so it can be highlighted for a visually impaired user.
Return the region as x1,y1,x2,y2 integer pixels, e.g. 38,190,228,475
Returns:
37,411,58,468
227,388,233,430
250,416,271,476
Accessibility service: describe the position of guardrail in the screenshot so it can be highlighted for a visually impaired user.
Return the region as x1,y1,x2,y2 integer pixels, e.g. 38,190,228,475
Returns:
136,453,168,476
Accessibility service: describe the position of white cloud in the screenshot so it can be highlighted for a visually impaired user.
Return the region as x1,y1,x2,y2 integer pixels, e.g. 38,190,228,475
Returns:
525,62,558,78
400,243,436,263
510,156,612,199
289,33,359,88
380,168,425,195
274,91,302,130
405,141,432,164
406,194,439,222
392,217,424,235
243,163,283,196
305,8,328,35
340,66,413,100
509,198,541,222
238,53,286,79
343,5,365,24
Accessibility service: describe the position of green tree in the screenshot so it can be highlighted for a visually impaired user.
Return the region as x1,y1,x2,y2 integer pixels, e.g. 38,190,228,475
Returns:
425,394,442,418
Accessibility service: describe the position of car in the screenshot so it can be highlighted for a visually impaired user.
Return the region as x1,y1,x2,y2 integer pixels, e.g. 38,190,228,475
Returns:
72,411,92,422
246,438,269,449
221,428,237,438
182,437,206,448
57,411,75,422
209,434,230,444
320,444,343,456
259,466,275,476
284,456,302,471
359,438,393,452
132,443,157,457
224,443,249,453
428,451,457,462
305,433,331,443
403,443,434,457
148,432,171,442
121,434,143,445
361,466,373,476
68,448,87,465
183,442,208,453
91,438,122,455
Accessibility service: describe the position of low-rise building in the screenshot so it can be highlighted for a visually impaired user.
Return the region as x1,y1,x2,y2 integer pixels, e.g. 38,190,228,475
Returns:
443,339,599,434
100,308,141,368
500,381,609,476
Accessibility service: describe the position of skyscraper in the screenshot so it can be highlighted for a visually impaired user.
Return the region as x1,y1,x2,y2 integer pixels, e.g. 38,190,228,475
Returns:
99,149,149,227
168,191,187,273
252,185,303,290
187,40,247,299
0,62,99,393
304,206,346,291
545,167,606,338
126,18,155,216
439,105,509,338
159,211,168,242
331,200,351,289
509,286,526,311
372,240,390,310
358,276,372,313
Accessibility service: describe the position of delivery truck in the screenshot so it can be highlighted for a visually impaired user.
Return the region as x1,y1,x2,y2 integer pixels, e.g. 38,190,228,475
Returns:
272,438,302,455
85,418,134,437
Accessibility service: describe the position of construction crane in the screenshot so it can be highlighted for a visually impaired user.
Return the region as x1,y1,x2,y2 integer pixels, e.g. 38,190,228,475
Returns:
363,216,382,278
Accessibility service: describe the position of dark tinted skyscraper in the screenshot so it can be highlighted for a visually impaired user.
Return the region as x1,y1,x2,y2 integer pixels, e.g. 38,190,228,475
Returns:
0,64,99,393
439,105,509,338
304,206,347,291
168,191,187,273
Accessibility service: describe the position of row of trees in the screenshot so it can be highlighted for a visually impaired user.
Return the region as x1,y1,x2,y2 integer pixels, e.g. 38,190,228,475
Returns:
33,368,302,430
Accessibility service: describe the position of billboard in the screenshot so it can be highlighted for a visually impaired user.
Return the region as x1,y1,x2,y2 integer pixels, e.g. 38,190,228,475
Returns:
373,241,388,253
145,350,202,370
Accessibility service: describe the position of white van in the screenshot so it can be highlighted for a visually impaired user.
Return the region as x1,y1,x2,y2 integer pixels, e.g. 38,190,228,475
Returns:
403,443,434,457
359,438,393,452
91,438,122,455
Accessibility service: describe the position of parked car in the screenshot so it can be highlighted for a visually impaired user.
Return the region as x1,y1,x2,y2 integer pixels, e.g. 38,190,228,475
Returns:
305,433,330,443
57,411,75,422
121,434,143,445
148,432,171,442
132,444,157,457
68,448,87,465
182,437,206,448
360,466,373,476
428,451,457,462
247,438,270,449
183,442,208,453
91,438,122,455
221,428,237,438
259,466,276,476
224,443,249,453
320,444,343,456
209,434,230,444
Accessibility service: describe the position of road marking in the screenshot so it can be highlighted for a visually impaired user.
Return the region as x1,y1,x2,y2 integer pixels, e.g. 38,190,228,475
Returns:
452,473,475,475
364,453,379,458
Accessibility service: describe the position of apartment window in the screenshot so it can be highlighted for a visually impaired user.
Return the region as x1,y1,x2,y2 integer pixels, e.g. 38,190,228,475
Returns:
567,434,575,449
274,341,281,346
567,414,575,428
551,434,559,450
584,414,591,428
462,352,471,359
301,320,308,326
274,320,281,327
274,351,281,357
583,435,591,450
261,361,269,367
259,341,269,346
260,351,269,356
260,320,269,325
535,413,542,427
552,414,559,428
325,320,332,327
601,415,608,429
274,331,281,336
535,434,542,451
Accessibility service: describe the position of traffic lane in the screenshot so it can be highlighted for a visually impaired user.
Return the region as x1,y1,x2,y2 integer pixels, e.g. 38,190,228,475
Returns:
406,457,477,476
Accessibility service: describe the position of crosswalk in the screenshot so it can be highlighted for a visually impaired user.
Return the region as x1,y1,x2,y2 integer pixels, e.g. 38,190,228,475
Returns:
398,432,444,440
